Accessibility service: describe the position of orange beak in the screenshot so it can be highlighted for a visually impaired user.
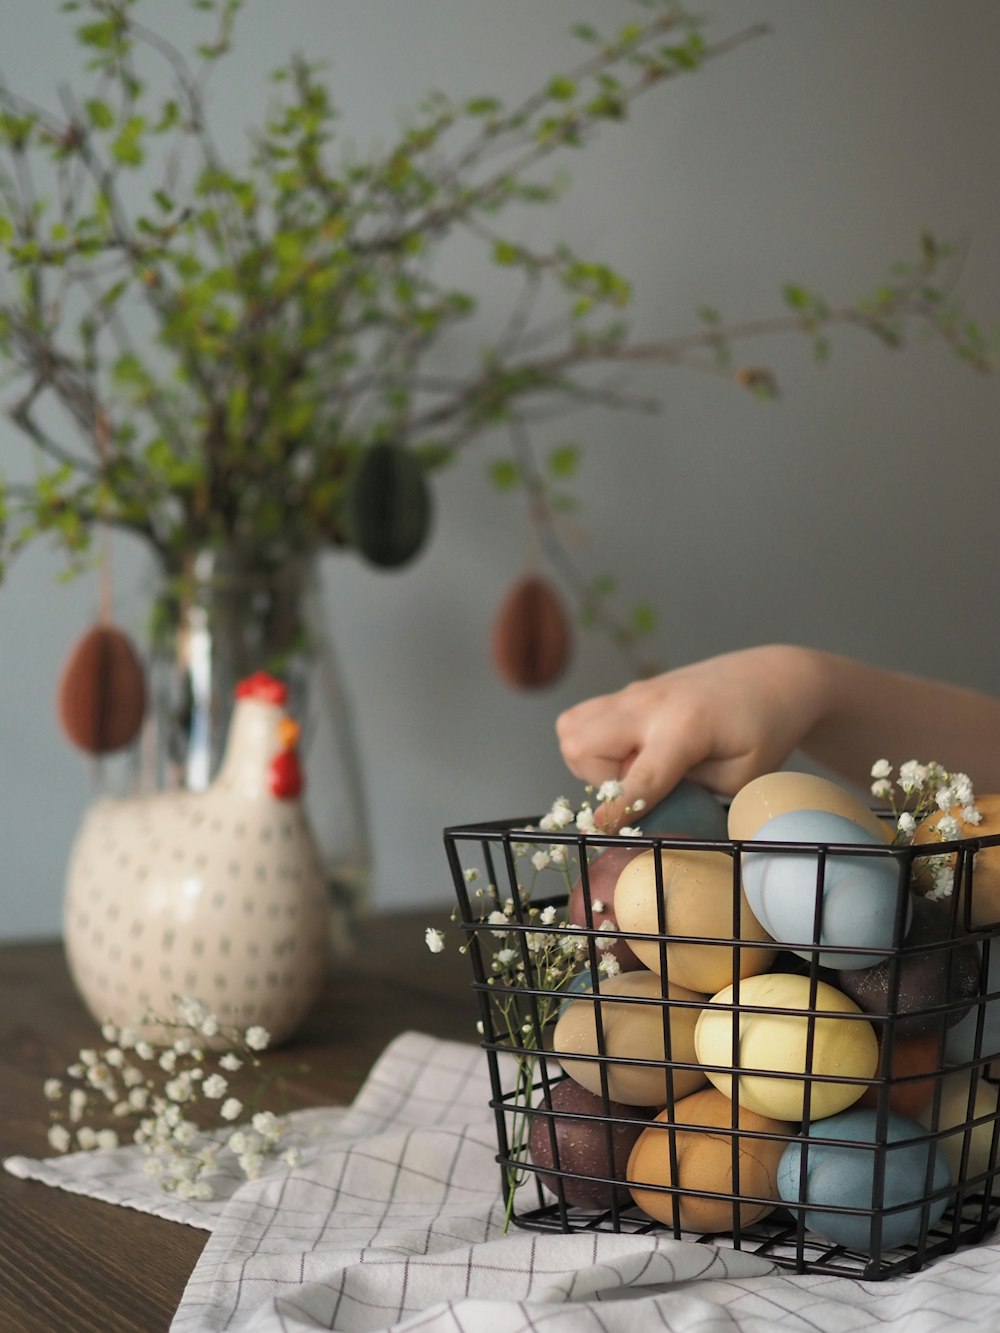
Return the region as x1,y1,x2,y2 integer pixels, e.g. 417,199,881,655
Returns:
277,717,300,751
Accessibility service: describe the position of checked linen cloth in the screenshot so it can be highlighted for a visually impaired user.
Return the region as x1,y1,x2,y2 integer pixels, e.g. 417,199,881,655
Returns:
7,1030,1000,1331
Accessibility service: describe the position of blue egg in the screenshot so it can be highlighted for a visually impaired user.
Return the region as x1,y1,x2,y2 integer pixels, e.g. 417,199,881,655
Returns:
945,944,996,1064
777,1108,952,1252
558,967,597,1015
639,779,728,840
740,809,909,969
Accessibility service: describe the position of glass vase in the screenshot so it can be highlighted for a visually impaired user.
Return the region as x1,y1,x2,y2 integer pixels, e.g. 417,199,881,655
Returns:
140,545,371,957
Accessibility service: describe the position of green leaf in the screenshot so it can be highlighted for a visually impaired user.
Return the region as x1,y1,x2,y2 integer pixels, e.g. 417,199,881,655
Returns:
84,98,115,130
492,239,521,266
547,76,576,101
488,459,521,490
547,444,579,478
782,282,810,311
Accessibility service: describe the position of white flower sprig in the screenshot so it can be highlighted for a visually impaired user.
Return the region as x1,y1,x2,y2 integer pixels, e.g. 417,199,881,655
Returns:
870,757,982,900
43,994,302,1199
430,781,646,1225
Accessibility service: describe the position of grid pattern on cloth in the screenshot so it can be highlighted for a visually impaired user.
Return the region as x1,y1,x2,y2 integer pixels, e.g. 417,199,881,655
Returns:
8,1031,1000,1331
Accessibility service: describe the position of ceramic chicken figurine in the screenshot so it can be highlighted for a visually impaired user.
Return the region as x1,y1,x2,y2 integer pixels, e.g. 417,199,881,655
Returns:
63,671,329,1045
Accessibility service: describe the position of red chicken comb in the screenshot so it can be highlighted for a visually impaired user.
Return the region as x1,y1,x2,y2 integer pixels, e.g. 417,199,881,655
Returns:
235,672,288,705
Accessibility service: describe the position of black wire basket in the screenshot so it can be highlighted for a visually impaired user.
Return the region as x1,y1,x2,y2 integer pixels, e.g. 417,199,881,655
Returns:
442,813,1000,1280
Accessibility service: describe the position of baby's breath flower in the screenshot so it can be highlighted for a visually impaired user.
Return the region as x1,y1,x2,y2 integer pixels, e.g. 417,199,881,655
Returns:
464,867,479,883
896,811,917,838
595,779,625,803
963,804,983,825
871,778,892,801
282,1147,302,1168
424,927,446,954
43,994,298,1199
201,1073,228,1099
935,814,962,841
548,845,567,867
870,759,892,780
47,1124,71,1153
530,850,551,871
575,806,597,834
618,825,642,837
539,905,557,925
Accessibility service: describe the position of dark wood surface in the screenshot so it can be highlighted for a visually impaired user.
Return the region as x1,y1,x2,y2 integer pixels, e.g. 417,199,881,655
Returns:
0,908,473,1333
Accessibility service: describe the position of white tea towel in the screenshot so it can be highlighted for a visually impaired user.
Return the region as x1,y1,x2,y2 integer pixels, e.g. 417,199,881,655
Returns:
8,1031,1000,1331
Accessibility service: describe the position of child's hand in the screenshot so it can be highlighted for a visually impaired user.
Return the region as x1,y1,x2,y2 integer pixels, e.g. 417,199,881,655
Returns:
556,645,824,824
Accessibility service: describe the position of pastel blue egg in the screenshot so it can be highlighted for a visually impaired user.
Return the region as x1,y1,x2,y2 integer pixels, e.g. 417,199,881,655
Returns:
558,967,597,1015
945,943,996,1064
639,779,728,841
777,1108,952,1252
741,809,909,969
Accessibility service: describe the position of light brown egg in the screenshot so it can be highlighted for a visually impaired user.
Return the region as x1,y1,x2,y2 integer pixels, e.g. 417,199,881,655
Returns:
727,771,890,843
627,1087,794,1232
915,1070,1000,1188
694,972,878,1121
553,969,707,1106
613,848,776,992
911,792,1000,926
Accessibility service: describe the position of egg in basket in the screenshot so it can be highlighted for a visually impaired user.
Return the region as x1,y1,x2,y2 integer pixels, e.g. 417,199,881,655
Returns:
443,767,1000,1281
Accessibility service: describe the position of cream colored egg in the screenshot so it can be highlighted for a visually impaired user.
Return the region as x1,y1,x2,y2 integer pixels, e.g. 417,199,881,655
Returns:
728,771,890,843
916,1070,1000,1189
694,972,878,1121
627,1087,794,1232
613,848,776,993
553,969,707,1106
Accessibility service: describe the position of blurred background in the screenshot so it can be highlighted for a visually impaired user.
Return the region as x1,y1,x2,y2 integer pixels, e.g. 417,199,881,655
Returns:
3,0,1000,940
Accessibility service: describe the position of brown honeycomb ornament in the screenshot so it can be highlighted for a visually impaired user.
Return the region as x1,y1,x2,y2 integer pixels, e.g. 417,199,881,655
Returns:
490,573,572,689
57,623,147,754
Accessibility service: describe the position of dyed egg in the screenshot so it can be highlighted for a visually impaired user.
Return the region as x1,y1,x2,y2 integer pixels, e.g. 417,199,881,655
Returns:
836,895,980,1037
528,1078,650,1209
694,973,878,1121
627,1087,794,1232
912,792,1000,927
740,809,909,969
728,771,891,843
613,848,776,993
638,780,729,841
857,1033,940,1117
945,945,997,1065
777,1108,952,1252
568,844,646,971
553,969,706,1106
916,1070,1000,1189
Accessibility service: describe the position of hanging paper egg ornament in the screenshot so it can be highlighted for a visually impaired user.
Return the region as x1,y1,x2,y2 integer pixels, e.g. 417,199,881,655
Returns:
490,573,572,689
57,623,147,754
343,441,433,568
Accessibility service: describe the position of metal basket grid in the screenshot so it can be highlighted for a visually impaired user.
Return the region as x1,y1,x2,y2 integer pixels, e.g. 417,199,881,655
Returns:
443,816,1000,1280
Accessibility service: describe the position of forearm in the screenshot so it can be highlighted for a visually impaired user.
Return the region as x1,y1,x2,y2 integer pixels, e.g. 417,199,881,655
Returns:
798,649,1000,791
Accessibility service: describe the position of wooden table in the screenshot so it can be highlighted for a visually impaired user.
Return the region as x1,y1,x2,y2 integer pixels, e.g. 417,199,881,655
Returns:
0,908,474,1333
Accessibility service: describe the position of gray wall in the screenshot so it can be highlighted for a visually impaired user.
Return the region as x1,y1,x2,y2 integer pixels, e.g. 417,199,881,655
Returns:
3,2,1000,940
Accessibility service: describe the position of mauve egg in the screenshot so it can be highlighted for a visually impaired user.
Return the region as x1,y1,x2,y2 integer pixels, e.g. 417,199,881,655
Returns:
567,844,646,971
528,1078,650,1209
836,895,980,1038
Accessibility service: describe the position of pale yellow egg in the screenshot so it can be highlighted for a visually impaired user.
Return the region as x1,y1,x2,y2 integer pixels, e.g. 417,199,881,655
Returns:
694,972,878,1121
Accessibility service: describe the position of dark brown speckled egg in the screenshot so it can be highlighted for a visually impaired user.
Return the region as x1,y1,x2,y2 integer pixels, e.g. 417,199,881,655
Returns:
528,1077,650,1209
